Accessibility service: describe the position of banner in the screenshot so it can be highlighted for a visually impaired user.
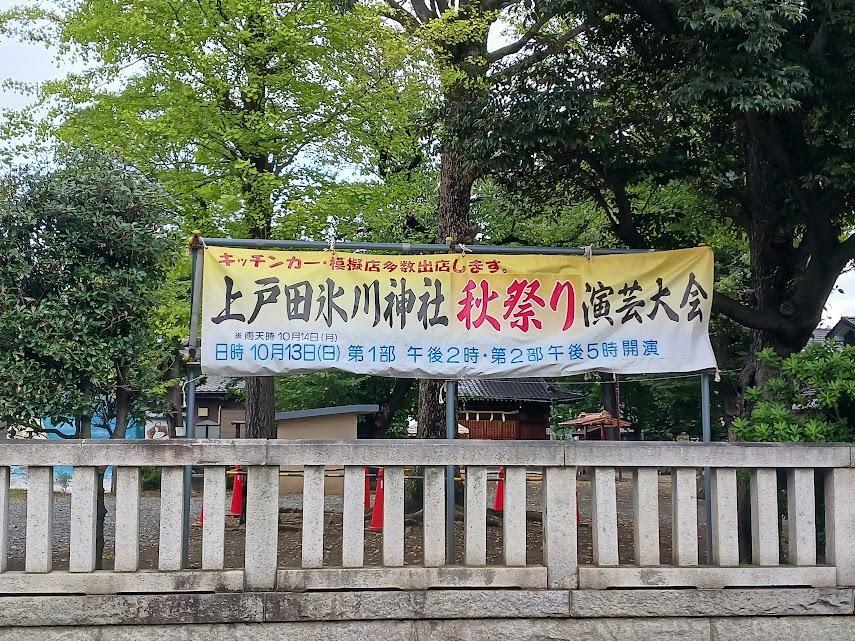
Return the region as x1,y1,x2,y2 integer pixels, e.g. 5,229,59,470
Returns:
200,246,717,378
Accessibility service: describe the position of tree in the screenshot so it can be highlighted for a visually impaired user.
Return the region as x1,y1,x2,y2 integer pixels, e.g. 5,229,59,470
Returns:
457,0,855,399
1,0,433,438
376,0,589,436
0,147,175,564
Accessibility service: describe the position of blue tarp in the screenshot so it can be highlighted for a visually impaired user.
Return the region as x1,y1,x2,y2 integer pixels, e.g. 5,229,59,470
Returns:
10,416,144,490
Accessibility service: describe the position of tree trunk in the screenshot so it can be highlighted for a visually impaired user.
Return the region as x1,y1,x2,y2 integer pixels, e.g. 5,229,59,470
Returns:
602,375,621,440
75,413,108,567
241,149,277,442
95,466,107,568
114,385,131,441
736,471,752,563
374,378,415,436
739,120,799,399
417,145,477,439
736,120,799,561
436,146,477,244
79,414,92,439
417,380,446,438
245,376,276,438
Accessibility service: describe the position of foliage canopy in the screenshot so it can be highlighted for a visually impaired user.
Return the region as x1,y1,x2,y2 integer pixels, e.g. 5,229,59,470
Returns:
0,148,176,434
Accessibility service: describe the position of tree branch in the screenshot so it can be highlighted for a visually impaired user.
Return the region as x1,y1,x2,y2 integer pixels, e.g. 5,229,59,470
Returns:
41,426,82,439
492,22,588,79
712,291,799,334
485,14,553,63
382,0,419,31
407,0,437,24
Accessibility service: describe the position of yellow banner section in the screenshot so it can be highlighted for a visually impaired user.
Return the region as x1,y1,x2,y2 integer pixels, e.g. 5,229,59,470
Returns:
201,246,716,378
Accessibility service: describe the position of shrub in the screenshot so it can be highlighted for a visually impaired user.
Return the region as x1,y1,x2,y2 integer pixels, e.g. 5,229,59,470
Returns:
140,466,162,490
732,343,855,443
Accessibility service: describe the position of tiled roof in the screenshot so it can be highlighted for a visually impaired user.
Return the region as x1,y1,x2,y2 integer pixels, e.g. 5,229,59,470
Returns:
810,327,832,343
812,317,855,344
458,378,583,404
196,376,245,395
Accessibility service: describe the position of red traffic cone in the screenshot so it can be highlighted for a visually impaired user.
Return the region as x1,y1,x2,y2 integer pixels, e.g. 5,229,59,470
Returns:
368,467,384,531
492,467,505,512
194,507,204,526
364,466,371,509
229,466,244,517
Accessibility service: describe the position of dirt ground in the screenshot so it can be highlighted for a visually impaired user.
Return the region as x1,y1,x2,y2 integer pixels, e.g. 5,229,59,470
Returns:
6,475,712,571
177,476,703,570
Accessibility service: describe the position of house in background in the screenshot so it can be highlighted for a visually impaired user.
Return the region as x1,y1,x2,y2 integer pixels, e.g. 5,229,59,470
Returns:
811,317,855,346
276,405,379,494
189,376,246,438
828,317,855,345
457,378,584,440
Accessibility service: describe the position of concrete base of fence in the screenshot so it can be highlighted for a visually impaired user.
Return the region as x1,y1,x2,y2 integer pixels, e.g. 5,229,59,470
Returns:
0,588,852,640
2,615,855,641
578,565,839,589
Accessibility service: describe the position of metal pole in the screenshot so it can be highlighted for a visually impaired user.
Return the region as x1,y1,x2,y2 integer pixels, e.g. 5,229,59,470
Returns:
183,235,204,568
445,380,457,564
701,373,713,564
200,237,653,255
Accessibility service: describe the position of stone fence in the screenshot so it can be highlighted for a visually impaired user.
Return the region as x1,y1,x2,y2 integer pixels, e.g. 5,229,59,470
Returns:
0,439,853,595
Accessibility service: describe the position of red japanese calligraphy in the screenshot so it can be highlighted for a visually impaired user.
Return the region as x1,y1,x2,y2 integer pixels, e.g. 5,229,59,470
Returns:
549,281,576,331
456,279,500,330
503,279,545,332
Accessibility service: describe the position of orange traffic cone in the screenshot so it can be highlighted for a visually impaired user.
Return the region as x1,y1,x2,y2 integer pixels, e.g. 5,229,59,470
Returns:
194,507,204,526
229,466,244,517
368,467,384,531
492,467,505,512
364,466,371,509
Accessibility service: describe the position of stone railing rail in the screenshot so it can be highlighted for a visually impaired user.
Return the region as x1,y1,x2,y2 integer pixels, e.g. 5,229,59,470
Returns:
0,439,852,595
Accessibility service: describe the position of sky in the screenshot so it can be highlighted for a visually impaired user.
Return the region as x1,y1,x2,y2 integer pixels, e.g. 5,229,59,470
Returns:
1,1,854,326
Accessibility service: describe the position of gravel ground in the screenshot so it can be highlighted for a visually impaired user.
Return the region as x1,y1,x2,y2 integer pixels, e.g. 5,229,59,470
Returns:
5,475,709,571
